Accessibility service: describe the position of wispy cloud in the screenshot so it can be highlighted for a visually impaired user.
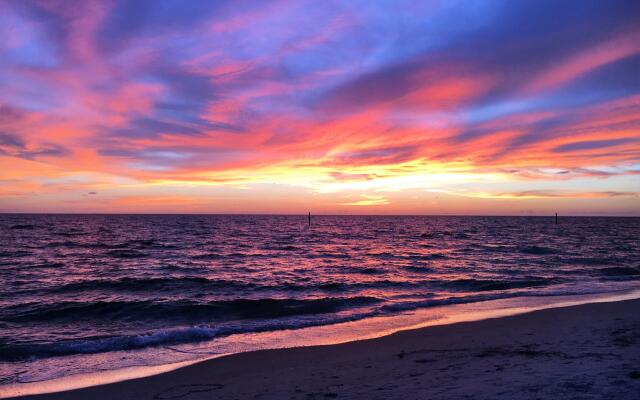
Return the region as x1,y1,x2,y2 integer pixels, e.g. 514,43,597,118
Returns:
340,195,390,206
468,190,639,199
0,0,639,213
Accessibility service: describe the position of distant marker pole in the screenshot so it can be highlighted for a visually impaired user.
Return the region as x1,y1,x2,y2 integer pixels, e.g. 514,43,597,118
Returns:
555,212,558,224
308,212,311,226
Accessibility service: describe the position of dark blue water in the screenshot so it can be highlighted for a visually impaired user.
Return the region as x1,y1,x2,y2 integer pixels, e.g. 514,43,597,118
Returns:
1,215,639,383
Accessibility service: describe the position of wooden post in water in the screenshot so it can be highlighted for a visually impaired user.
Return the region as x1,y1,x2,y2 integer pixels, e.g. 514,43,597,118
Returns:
308,212,311,226
555,212,558,224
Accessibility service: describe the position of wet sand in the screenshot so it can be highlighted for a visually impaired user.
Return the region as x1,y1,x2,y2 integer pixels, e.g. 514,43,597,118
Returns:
6,298,640,399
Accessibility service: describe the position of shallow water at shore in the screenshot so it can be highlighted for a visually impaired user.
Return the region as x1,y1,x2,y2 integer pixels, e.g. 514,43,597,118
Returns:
3,289,640,398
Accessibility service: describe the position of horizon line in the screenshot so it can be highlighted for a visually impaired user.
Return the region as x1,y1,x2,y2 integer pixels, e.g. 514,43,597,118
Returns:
1,212,638,218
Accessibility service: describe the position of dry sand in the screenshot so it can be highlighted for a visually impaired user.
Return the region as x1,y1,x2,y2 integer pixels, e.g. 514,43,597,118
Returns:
7,298,640,400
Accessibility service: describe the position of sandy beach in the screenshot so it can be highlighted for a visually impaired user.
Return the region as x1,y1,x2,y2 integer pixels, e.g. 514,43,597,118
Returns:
6,298,639,400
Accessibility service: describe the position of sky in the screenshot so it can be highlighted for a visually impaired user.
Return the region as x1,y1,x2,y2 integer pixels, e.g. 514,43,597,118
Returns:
0,0,639,215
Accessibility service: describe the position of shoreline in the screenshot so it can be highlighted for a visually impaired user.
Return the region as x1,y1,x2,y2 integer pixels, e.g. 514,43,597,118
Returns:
3,288,640,399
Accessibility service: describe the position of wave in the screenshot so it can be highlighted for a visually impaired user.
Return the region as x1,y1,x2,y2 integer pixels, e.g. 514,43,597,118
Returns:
260,244,299,251
9,224,36,230
105,249,148,258
472,244,513,253
379,285,634,313
190,251,271,260
366,252,447,261
598,267,640,277
26,276,427,295
44,277,255,293
443,277,561,292
565,257,623,266
305,252,351,259
403,265,434,273
0,250,31,258
407,253,447,260
381,293,515,312
34,240,81,249
55,229,85,237
419,232,443,239
352,267,387,275
1,296,381,324
0,329,227,362
191,253,224,260
25,262,65,269
36,239,175,250
368,251,400,259
518,246,558,255
0,308,379,362
314,280,420,291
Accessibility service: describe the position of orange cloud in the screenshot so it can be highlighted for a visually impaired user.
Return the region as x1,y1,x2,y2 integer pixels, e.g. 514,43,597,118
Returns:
525,30,640,94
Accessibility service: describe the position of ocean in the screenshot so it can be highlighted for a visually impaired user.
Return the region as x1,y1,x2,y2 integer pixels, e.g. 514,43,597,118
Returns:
1,214,639,386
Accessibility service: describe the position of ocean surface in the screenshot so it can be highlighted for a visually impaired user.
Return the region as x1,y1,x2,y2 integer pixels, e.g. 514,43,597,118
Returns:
1,214,639,386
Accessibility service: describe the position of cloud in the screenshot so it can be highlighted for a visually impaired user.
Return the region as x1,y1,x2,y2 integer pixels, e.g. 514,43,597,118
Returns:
0,105,25,123
553,138,639,153
523,31,640,94
330,172,374,181
0,132,69,160
474,190,639,199
1,0,639,213
331,146,419,166
0,132,25,148
340,194,389,206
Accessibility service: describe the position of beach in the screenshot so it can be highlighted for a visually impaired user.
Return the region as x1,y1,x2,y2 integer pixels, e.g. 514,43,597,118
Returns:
6,297,640,400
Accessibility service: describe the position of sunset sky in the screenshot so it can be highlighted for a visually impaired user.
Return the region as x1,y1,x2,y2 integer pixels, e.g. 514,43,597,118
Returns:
0,0,638,214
